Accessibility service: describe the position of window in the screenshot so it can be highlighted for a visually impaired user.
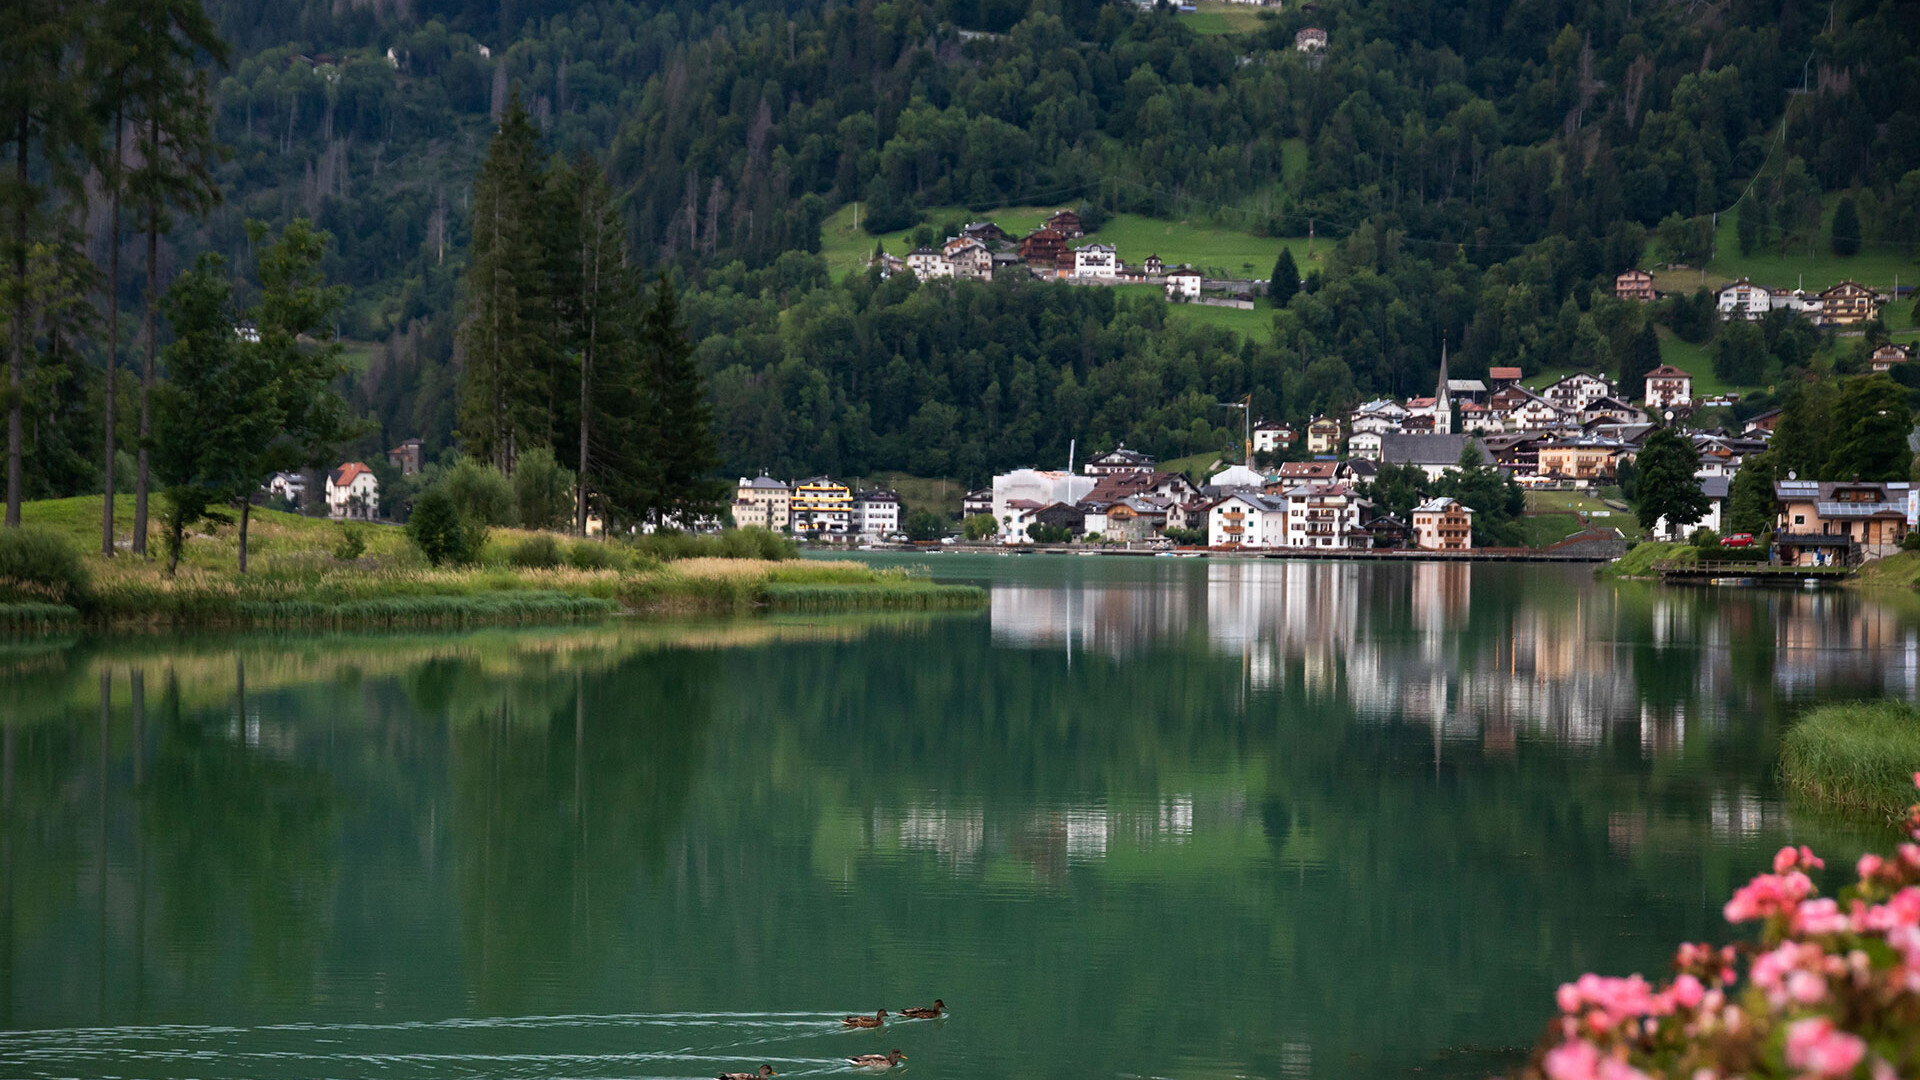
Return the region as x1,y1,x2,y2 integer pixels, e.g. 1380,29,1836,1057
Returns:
1794,514,1805,526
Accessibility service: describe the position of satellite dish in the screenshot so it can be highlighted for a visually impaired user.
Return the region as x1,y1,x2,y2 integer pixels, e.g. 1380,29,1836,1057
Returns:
1788,470,1798,480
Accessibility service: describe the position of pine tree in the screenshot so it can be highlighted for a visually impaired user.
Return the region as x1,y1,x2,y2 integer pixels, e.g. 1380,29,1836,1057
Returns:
237,218,355,572
0,0,90,527
120,0,228,555
554,159,629,534
639,272,720,526
1831,197,1861,258
1269,246,1299,309
151,254,273,574
1824,374,1912,482
1726,451,1778,536
457,90,549,473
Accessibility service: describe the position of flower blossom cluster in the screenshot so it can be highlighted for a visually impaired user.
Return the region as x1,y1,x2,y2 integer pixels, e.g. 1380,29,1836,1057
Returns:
1523,775,1920,1080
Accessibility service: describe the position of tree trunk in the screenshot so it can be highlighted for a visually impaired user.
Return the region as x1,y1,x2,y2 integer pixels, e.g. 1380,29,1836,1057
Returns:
133,183,156,556
237,499,250,573
576,243,596,537
102,113,122,555
8,119,27,528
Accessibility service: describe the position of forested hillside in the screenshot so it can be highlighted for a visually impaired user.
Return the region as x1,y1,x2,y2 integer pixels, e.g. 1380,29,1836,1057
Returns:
35,0,1920,489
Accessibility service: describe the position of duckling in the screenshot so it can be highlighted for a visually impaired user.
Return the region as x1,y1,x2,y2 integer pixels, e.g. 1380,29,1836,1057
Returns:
841,1009,887,1028
716,1067,776,1080
897,1000,944,1019
847,1050,905,1069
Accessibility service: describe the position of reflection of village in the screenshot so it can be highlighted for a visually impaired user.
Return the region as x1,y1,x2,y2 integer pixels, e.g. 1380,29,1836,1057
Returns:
991,561,1920,747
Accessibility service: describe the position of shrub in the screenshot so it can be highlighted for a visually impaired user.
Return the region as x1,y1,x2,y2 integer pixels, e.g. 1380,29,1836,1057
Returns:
0,527,91,607
567,539,623,570
1901,529,1920,552
962,514,998,541
406,488,486,566
507,533,564,568
1690,527,1720,549
1519,782,1920,1080
442,457,515,526
628,527,796,562
513,447,576,530
333,522,367,561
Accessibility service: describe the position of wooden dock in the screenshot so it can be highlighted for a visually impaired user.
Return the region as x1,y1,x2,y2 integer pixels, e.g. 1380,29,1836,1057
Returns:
1656,559,1854,584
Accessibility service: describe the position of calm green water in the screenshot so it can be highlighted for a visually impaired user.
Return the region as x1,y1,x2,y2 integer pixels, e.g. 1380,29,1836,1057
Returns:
2,556,1912,1080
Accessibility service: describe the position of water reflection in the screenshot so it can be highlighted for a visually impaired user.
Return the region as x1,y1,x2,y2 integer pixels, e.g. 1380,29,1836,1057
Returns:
4,560,1917,1080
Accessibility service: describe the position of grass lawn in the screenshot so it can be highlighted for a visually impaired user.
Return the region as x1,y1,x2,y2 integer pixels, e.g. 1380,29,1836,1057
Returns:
1526,490,1642,534
1655,329,1757,397
1780,701,1920,820
1178,1,1277,35
1515,512,1584,548
1700,196,1920,294
1159,449,1229,483
843,472,967,519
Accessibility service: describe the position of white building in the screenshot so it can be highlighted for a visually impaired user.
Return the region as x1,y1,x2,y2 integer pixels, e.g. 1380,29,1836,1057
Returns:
1644,365,1694,411
1209,463,1266,490
1717,278,1770,321
1348,431,1383,461
852,489,901,540
1282,482,1371,549
1349,399,1408,436
1207,492,1287,548
992,469,1095,543
1541,372,1615,412
326,462,380,520
1165,266,1202,299
266,471,307,506
1252,421,1294,454
907,247,952,278
1653,476,1728,540
1073,243,1118,279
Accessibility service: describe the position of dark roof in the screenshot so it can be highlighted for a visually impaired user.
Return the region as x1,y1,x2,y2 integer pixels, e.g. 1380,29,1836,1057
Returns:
1378,433,1490,467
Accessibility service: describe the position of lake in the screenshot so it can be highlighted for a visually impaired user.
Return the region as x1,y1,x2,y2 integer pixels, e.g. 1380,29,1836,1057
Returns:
2,555,1912,1080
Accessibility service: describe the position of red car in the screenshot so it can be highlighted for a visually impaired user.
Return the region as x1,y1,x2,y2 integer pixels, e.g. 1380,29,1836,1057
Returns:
1722,533,1755,548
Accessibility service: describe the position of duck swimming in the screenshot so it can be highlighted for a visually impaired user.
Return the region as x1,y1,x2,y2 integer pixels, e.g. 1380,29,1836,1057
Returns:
716,1067,776,1080
897,1000,944,1019
841,1009,887,1028
848,1050,906,1069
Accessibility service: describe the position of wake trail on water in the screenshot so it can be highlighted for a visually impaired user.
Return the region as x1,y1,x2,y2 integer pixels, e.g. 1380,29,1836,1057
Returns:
0,1013,883,1079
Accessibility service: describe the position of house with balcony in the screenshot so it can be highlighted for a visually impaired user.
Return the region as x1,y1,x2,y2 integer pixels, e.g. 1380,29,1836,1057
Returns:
1542,372,1616,412
852,489,901,540
1615,269,1656,302
1305,415,1342,454
1871,343,1910,373
1773,479,1915,565
1643,365,1693,410
1073,243,1118,279
1716,278,1771,321
1816,280,1877,326
1411,497,1474,550
1207,492,1286,548
1281,482,1372,549
1084,445,1156,476
1252,420,1296,454
1537,435,1630,483
790,477,853,536
906,247,952,278
326,462,380,520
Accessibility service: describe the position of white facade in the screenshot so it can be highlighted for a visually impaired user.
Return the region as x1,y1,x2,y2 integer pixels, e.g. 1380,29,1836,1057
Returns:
267,471,307,504
1542,373,1615,412
1717,279,1770,321
326,463,380,520
907,248,953,278
1349,399,1408,436
1208,493,1286,548
1252,422,1293,454
1074,244,1118,279
1282,483,1370,549
852,491,901,540
992,470,1095,542
1348,431,1383,461
1165,267,1202,299
1209,463,1266,490
943,237,993,279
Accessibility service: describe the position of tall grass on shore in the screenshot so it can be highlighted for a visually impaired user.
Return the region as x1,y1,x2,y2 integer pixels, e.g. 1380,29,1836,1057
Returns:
762,582,985,611
1780,701,1920,820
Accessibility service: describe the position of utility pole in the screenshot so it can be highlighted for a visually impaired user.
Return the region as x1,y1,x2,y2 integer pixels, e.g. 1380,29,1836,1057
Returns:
1217,398,1252,466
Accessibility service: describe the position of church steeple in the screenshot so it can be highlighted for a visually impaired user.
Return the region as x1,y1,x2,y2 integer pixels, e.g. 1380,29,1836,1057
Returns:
1434,337,1452,435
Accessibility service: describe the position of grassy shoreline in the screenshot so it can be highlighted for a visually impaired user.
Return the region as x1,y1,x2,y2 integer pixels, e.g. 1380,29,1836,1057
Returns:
3,497,984,632
1780,702,1920,821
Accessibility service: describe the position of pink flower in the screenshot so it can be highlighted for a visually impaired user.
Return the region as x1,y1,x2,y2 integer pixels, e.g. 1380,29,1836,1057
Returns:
1724,871,1814,923
1859,853,1885,882
1785,1017,1866,1078
1775,845,1826,873
1786,969,1828,1004
1544,1038,1601,1080
1557,982,1581,1014
1667,974,1704,1010
1794,898,1850,935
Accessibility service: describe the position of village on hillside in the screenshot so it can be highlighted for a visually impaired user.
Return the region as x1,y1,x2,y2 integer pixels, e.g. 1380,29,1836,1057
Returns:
872,208,1263,309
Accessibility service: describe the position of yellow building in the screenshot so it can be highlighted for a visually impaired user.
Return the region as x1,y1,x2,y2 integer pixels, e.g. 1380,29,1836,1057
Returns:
733,474,791,530
790,476,852,536
1538,436,1629,482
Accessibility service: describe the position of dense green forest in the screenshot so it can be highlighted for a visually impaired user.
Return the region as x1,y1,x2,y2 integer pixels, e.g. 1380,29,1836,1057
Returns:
11,0,1920,500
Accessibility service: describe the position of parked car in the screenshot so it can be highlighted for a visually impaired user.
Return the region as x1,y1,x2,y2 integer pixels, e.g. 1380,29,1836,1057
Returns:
1722,533,1755,548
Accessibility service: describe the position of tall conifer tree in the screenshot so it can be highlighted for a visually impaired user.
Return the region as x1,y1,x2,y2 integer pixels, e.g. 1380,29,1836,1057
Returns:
1269,247,1299,309
121,0,227,555
639,272,720,526
457,90,548,473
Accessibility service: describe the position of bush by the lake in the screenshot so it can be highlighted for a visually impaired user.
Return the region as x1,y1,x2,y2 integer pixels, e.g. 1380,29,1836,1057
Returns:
441,457,515,526
507,533,564,569
1781,702,1920,820
567,539,624,570
1521,781,1920,1080
0,526,92,607
406,489,486,566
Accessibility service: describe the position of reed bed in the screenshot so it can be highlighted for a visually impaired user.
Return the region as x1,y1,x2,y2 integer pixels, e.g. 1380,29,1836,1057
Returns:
1780,701,1920,820
762,582,986,611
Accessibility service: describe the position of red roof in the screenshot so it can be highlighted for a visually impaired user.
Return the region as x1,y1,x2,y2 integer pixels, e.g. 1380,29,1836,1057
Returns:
1488,366,1523,380
331,461,374,486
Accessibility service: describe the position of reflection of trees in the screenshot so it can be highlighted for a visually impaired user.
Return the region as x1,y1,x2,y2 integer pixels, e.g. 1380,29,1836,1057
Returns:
449,648,719,1012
